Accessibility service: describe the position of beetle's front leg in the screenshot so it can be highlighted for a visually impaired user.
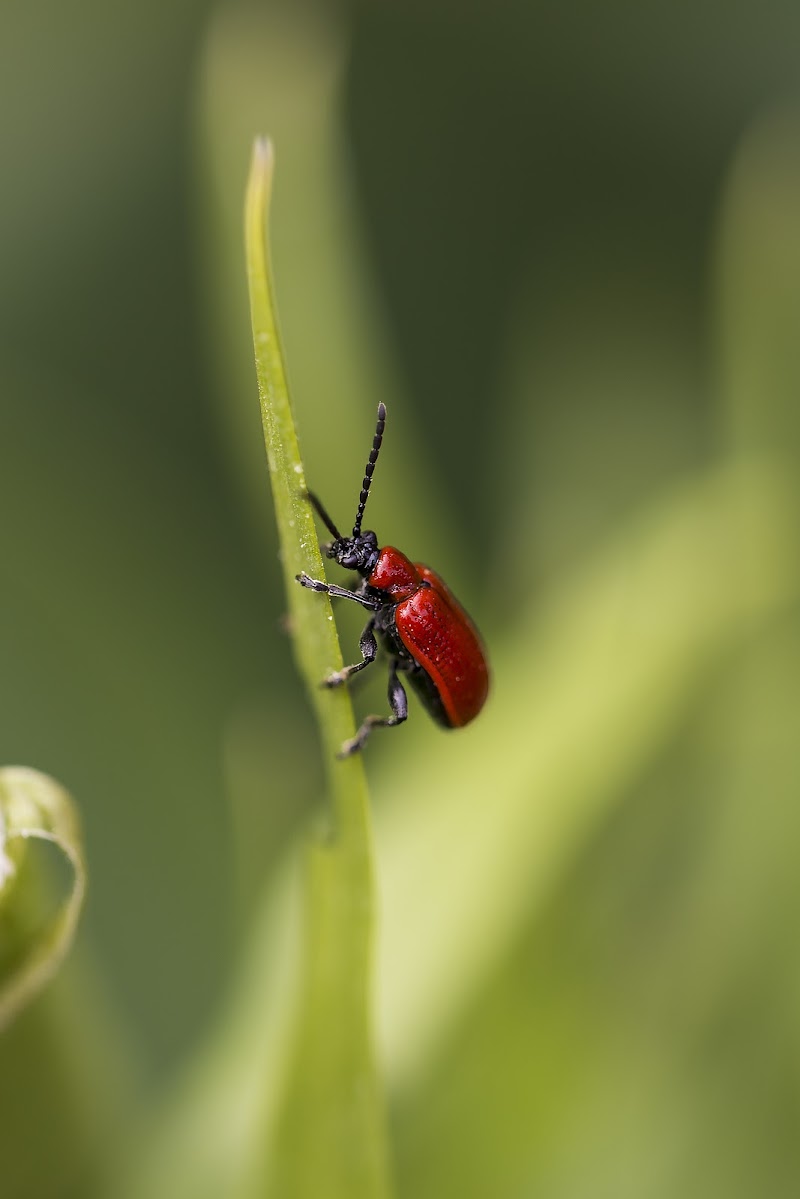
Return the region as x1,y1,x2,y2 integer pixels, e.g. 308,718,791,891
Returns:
323,619,378,688
296,572,379,611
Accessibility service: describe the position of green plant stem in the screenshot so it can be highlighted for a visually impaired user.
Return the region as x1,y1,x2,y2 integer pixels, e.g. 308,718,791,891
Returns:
245,137,392,1199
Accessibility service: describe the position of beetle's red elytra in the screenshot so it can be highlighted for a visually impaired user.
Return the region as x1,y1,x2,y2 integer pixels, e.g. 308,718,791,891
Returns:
297,403,489,757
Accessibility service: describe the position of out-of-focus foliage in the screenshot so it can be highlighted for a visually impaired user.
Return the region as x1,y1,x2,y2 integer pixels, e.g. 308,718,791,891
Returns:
2,0,800,1196
0,767,86,1028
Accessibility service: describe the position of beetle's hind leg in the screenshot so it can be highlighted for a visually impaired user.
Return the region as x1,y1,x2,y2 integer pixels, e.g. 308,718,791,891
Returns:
323,619,378,688
337,659,408,758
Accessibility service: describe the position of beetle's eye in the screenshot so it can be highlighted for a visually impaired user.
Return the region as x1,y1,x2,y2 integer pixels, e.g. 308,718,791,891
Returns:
340,550,359,569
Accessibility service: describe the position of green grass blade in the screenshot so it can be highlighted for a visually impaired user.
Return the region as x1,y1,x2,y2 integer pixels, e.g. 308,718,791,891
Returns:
0,766,86,1027
244,136,356,787
244,138,392,1199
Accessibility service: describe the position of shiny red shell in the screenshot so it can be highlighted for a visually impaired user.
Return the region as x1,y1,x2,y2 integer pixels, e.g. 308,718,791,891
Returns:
367,547,489,728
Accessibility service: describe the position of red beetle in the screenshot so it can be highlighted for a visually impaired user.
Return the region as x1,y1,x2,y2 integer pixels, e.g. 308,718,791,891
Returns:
297,403,489,756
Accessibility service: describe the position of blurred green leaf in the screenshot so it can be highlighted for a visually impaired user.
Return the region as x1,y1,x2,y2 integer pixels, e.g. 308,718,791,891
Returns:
716,104,800,457
373,454,799,1087
383,102,800,1199
0,766,86,1028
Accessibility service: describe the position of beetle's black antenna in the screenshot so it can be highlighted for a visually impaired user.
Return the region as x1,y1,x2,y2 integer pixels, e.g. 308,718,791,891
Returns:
353,402,386,537
306,490,343,541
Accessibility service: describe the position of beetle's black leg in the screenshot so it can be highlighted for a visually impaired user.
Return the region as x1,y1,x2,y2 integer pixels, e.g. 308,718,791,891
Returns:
323,619,378,688
296,572,379,611
337,659,408,758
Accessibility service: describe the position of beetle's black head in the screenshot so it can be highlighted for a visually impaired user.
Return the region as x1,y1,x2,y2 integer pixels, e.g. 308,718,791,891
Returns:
323,529,379,576
305,402,387,577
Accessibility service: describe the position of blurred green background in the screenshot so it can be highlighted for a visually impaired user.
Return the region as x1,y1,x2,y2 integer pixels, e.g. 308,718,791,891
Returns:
2,0,800,1196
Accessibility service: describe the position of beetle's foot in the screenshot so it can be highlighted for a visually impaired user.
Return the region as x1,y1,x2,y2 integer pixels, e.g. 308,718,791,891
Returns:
296,571,325,592
321,669,348,689
336,733,364,759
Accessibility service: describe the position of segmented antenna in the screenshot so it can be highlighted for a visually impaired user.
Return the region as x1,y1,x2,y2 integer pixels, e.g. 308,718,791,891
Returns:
306,491,343,541
352,402,386,536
